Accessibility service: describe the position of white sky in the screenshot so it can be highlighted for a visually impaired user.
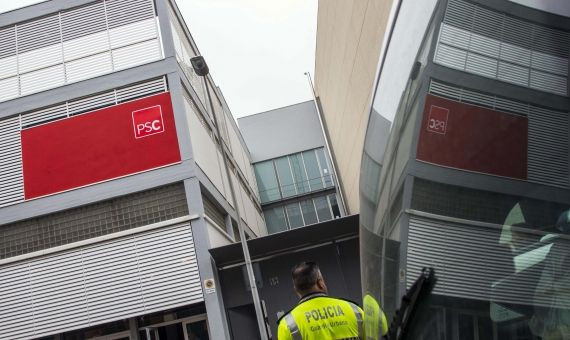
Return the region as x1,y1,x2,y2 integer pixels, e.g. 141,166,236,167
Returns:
0,0,318,118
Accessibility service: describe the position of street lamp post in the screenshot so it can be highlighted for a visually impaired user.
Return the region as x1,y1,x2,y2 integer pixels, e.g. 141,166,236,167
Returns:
191,56,269,340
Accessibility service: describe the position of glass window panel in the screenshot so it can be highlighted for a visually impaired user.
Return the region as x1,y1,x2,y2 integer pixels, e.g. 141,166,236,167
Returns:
289,153,309,194
314,196,333,222
300,199,318,225
263,206,288,234
316,148,334,188
286,203,304,229
328,194,341,218
275,157,296,198
253,161,281,203
302,150,324,191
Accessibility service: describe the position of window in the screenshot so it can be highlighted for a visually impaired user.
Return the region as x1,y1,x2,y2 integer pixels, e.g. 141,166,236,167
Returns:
316,148,334,188
254,161,280,203
303,150,324,191
252,147,335,204
300,199,318,225
263,193,340,234
286,203,304,229
314,196,333,222
263,206,288,234
328,194,341,219
289,153,310,194
275,156,296,198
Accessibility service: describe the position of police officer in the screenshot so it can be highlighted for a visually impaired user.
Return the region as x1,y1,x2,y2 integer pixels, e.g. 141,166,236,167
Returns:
277,261,364,339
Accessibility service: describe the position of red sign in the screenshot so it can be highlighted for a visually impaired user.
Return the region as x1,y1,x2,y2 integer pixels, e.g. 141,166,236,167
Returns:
426,105,449,134
133,105,165,138
417,94,527,180
21,92,181,199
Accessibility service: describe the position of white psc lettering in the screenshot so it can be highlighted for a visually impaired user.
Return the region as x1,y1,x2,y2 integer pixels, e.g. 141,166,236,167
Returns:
428,118,445,131
136,119,163,134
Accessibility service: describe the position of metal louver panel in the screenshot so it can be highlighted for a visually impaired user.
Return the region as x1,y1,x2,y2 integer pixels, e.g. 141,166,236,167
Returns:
527,106,569,187
429,80,529,116
437,0,569,96
407,215,570,309
0,222,203,339
0,117,24,207
0,27,17,79
61,1,107,42
112,39,162,71
20,103,67,128
105,0,155,29
115,77,166,102
17,14,60,54
67,91,116,116
20,77,166,128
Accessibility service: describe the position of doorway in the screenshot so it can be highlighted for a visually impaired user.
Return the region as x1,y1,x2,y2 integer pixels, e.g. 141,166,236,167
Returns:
140,316,210,340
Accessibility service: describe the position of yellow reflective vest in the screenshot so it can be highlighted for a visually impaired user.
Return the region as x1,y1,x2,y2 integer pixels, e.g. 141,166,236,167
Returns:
277,293,364,340
363,294,389,339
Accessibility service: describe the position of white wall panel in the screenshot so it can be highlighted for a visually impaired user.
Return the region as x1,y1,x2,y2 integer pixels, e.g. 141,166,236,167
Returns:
0,77,19,102
63,31,109,61
112,39,161,71
206,220,232,248
109,18,157,49
66,52,113,83
0,55,17,79
20,64,65,96
0,223,203,340
18,44,62,74
184,96,226,196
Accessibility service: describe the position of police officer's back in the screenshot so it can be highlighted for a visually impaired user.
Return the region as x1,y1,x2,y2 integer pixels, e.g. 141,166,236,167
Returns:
277,262,364,340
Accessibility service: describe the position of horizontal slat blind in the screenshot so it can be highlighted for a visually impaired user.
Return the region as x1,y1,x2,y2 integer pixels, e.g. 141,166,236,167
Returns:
435,0,569,96
0,0,163,102
0,117,24,208
429,80,570,188
0,222,203,339
407,216,569,309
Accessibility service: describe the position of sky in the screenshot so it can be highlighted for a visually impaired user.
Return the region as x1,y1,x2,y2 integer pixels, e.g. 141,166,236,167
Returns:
0,0,318,118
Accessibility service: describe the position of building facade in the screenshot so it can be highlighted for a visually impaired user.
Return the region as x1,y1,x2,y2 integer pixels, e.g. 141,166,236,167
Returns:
238,101,346,234
0,0,265,339
314,0,395,214
360,0,570,339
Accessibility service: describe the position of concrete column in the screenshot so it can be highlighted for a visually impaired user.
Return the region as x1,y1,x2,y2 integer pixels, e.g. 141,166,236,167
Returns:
129,317,140,340
184,178,231,339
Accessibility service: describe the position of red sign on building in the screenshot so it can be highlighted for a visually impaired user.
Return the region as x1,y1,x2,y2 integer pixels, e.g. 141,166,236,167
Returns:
132,105,165,138
426,105,449,134
21,92,181,199
417,94,528,180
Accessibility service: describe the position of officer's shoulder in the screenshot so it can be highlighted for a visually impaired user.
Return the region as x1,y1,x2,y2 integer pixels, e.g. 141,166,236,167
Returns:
330,296,362,308
276,306,296,326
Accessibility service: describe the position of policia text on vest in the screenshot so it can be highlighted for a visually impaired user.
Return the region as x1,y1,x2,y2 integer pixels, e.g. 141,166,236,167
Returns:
277,292,364,339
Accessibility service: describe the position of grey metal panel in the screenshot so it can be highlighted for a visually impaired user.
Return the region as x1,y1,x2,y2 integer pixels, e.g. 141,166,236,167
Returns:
407,216,569,308
0,117,24,208
527,106,570,187
0,222,204,339
0,0,163,104
437,0,570,97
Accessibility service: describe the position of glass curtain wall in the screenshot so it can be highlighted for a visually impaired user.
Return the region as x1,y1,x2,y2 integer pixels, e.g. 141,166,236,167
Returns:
263,193,341,234
253,148,334,204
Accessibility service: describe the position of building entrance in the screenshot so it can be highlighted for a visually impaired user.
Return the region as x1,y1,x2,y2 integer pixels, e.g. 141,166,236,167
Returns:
140,316,210,340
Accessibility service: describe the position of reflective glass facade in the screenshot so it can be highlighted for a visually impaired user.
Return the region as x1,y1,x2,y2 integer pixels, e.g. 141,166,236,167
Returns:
360,0,570,339
253,147,334,204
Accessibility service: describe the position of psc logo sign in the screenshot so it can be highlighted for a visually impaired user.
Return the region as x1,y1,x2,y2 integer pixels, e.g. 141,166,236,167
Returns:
427,105,449,135
132,105,165,139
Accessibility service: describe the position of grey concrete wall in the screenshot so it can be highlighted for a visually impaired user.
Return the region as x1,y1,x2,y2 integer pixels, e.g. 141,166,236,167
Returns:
238,101,326,163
